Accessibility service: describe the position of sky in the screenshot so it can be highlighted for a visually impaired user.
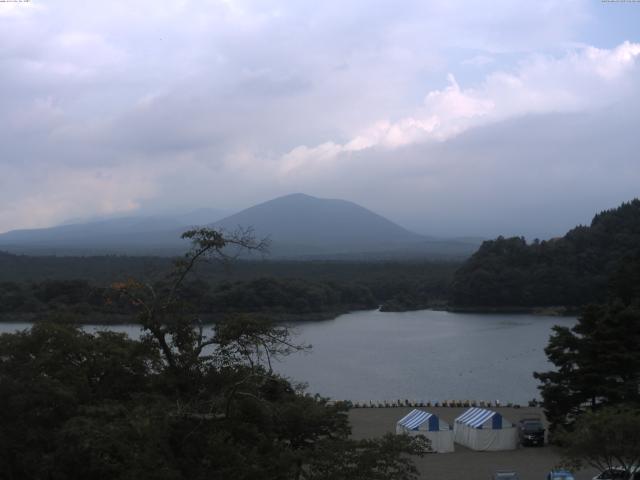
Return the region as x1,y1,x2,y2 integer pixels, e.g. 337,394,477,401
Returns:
1,0,639,238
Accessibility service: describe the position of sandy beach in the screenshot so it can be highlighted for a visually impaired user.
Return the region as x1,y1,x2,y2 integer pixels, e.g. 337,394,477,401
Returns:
348,407,599,480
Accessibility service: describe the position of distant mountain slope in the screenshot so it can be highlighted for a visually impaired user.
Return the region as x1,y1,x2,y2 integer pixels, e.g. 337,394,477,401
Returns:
0,194,480,259
213,193,425,253
450,199,640,307
0,209,229,255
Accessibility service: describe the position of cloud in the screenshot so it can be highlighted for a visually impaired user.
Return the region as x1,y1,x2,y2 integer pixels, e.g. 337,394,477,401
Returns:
462,55,495,67
0,162,158,231
0,0,638,237
277,42,640,178
268,103,640,238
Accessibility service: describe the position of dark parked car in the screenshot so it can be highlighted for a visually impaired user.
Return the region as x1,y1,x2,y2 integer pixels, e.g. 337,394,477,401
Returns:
517,417,545,446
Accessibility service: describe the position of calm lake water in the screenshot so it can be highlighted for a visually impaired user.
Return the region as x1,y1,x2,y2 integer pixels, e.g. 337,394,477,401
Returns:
0,309,575,404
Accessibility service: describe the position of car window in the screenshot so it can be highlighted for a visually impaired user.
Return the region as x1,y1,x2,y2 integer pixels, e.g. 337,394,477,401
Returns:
521,421,543,430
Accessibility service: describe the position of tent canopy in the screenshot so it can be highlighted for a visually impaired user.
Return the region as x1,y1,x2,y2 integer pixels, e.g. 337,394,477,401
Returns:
397,409,449,432
454,407,517,451
455,407,507,429
396,409,454,453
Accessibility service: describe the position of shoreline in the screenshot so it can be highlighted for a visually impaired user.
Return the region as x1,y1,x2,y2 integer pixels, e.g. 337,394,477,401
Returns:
0,309,355,325
375,304,580,316
0,305,580,325
438,305,581,316
340,399,538,409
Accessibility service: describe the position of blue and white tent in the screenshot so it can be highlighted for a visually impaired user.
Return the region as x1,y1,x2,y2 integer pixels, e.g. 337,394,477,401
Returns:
396,409,454,453
453,407,517,451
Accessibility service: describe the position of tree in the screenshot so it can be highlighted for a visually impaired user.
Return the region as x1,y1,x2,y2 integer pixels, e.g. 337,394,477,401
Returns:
1,227,428,480
534,256,640,432
558,406,640,476
112,227,271,376
0,322,161,479
303,434,430,480
534,302,640,431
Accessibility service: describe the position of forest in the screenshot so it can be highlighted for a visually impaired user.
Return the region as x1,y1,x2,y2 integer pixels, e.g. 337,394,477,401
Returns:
0,254,456,322
450,199,640,308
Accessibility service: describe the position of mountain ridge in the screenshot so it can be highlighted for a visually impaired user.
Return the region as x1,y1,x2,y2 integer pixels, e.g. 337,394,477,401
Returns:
0,193,480,259
212,193,426,250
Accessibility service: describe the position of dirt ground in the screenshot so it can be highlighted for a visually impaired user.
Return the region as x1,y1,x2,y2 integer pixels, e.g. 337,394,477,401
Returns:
348,407,599,480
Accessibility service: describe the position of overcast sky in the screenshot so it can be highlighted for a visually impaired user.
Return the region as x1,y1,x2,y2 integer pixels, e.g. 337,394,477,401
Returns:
1,0,639,238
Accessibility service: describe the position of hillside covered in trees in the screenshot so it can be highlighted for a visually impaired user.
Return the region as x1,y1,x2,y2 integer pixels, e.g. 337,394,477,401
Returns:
0,277,377,322
0,255,456,321
450,199,640,308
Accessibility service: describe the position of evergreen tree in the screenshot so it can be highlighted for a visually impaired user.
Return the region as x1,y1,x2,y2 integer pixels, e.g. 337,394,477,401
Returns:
534,255,640,432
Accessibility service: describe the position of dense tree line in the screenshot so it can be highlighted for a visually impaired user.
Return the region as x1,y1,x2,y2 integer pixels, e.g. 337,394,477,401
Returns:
208,278,376,314
0,278,376,319
0,279,137,317
0,252,458,286
0,228,428,479
0,258,457,319
0,250,174,283
534,254,640,433
451,199,640,307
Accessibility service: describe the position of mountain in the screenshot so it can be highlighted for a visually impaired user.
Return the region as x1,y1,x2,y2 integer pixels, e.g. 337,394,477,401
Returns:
450,199,640,308
213,193,424,253
0,209,229,255
212,193,480,258
0,194,480,258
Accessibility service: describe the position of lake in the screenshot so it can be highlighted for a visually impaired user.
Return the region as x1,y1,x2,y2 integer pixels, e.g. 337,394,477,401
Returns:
0,309,575,404
279,309,575,404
